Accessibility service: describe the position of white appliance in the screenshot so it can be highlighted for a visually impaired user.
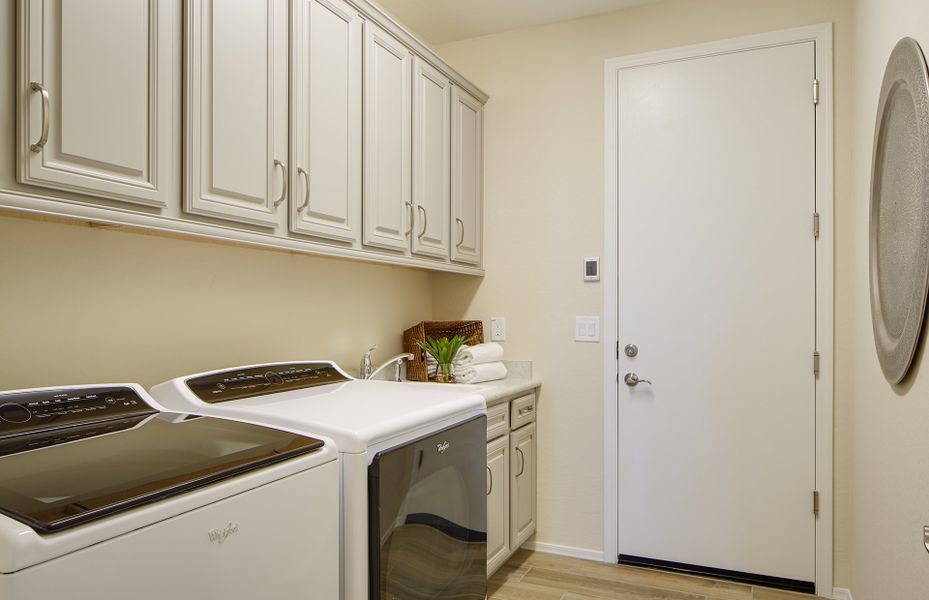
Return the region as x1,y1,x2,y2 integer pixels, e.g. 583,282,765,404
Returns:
150,361,488,600
0,383,340,599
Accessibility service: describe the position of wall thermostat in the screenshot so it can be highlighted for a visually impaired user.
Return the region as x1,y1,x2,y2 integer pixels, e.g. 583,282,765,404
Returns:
584,256,600,281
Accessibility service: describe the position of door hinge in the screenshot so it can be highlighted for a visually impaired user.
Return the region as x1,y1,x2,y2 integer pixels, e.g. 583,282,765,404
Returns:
813,490,820,517
616,341,620,360
813,79,820,105
813,351,821,377
813,212,820,239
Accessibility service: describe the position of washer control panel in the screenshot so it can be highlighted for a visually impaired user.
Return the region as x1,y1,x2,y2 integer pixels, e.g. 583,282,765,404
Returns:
187,362,350,403
0,386,155,439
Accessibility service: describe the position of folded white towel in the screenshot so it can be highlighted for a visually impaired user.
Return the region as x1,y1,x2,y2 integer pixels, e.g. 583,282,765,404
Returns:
453,361,507,384
455,342,504,366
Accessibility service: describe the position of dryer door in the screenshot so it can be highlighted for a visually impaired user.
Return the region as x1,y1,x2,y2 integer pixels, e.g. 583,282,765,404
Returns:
369,415,487,599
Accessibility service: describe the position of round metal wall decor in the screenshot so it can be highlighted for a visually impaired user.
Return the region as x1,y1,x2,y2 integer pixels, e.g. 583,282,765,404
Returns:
870,37,929,384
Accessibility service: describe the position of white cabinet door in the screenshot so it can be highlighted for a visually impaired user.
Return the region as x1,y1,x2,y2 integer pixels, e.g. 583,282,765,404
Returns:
18,0,176,207
362,22,412,252
486,433,511,576
290,0,362,243
412,58,450,259
450,86,483,265
185,0,288,228
510,422,536,548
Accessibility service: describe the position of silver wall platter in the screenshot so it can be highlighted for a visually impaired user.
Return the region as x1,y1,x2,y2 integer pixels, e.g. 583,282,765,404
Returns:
870,37,929,384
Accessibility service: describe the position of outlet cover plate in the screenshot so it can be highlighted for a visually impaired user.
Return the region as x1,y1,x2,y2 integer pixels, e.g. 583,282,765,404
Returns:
491,317,506,341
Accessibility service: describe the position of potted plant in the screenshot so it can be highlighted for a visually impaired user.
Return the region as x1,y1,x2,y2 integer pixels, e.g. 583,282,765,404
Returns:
416,335,469,383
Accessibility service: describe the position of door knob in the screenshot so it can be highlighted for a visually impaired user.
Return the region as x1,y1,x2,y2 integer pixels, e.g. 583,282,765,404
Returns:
624,372,651,386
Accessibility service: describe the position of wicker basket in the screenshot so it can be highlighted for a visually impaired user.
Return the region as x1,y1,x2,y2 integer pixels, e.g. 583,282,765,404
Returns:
403,320,484,382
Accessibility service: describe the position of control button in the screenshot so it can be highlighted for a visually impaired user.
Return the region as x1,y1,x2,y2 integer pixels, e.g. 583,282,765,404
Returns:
105,397,115,404
0,403,32,424
266,372,284,385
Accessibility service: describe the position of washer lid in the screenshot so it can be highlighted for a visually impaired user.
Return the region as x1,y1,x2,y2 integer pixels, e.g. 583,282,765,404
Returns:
0,385,324,533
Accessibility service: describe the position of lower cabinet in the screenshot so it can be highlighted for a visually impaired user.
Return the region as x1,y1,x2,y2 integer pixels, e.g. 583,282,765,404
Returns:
486,392,538,577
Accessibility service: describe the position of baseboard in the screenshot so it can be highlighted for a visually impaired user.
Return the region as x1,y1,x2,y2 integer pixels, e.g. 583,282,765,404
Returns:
522,541,604,562
833,588,853,600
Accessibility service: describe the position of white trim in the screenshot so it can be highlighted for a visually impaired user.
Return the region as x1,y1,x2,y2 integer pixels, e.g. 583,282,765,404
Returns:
523,541,604,563
601,23,835,597
832,588,853,600
0,189,485,276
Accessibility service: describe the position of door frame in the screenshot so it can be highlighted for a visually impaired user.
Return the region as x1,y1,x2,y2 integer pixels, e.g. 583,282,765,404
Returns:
601,24,834,597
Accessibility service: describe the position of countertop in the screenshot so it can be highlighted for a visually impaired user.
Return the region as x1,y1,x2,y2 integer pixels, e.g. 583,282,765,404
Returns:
422,361,540,408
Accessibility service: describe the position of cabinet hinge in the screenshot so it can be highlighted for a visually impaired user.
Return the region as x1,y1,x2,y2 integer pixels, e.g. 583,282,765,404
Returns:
616,341,620,360
813,490,820,517
813,79,820,105
813,212,820,240
813,352,821,377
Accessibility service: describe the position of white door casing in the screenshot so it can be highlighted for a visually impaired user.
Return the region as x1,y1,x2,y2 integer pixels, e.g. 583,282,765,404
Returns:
412,58,451,259
290,0,362,244
602,24,834,596
362,21,412,252
450,86,483,266
18,0,176,207
184,0,289,229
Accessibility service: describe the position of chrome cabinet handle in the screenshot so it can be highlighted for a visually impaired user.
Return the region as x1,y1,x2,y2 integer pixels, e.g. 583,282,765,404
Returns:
405,202,413,236
297,167,310,211
456,218,465,247
486,465,493,496
273,159,287,207
30,82,49,153
518,406,534,416
515,447,525,478
624,372,652,386
417,205,427,239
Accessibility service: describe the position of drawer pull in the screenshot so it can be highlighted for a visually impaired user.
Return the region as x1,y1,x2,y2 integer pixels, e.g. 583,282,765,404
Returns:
486,465,493,496
518,406,534,416
515,447,525,477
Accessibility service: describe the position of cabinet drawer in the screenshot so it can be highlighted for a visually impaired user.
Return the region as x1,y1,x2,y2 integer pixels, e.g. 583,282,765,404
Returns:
510,394,536,430
486,403,509,440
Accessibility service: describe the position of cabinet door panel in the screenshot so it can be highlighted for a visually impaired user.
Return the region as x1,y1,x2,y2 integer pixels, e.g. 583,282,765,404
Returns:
19,0,175,207
487,434,511,576
291,0,362,243
412,58,450,259
185,0,288,228
450,86,483,265
362,22,411,252
510,423,536,548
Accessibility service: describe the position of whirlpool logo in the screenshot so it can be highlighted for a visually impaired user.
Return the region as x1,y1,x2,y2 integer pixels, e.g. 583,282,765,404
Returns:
436,441,450,454
208,522,240,544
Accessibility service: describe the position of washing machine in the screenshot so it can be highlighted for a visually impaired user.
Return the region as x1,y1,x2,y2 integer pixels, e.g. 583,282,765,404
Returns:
0,383,340,599
150,361,488,600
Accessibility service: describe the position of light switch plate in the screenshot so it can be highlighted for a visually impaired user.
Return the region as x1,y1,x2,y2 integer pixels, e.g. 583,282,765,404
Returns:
491,317,506,341
575,316,600,342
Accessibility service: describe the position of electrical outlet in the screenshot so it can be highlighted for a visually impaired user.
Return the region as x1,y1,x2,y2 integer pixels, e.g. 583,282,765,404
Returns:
490,317,506,341
575,316,600,342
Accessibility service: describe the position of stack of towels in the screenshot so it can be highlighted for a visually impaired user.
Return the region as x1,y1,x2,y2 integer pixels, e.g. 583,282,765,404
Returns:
427,342,508,384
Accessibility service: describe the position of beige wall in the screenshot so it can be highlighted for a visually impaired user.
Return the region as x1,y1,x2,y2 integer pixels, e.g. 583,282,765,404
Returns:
0,213,431,389
846,0,929,598
430,0,855,585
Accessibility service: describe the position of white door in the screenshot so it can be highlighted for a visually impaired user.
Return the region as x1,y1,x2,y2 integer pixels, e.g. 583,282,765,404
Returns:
486,434,510,576
450,86,483,265
362,22,412,252
19,0,176,207
290,0,362,244
617,42,817,584
185,0,288,228
412,58,451,259
509,423,536,549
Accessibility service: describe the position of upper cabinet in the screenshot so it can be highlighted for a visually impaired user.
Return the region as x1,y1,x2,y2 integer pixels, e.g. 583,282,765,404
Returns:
451,86,483,266
290,0,363,244
11,0,487,274
411,58,451,259
18,0,176,207
184,0,289,229
362,22,412,253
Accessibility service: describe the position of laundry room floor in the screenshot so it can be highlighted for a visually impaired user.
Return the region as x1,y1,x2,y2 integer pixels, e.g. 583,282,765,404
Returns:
490,550,828,600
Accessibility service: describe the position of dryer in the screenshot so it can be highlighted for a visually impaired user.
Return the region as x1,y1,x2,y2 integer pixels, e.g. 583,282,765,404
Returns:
151,361,488,600
0,383,340,599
